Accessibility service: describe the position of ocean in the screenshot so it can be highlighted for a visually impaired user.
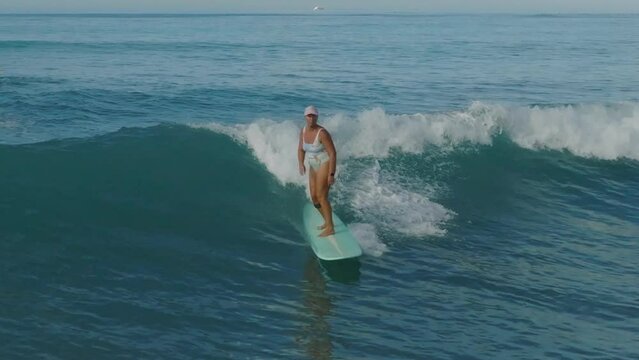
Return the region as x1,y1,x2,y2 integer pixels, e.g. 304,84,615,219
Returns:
1,13,638,359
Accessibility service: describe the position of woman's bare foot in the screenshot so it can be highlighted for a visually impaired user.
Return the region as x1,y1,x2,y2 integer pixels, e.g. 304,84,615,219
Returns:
317,223,327,230
318,226,335,237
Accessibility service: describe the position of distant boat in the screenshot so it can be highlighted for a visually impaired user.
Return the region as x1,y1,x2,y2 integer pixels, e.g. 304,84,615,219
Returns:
313,6,325,11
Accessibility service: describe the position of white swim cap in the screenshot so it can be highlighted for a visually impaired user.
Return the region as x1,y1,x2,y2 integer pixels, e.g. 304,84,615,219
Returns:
304,105,319,116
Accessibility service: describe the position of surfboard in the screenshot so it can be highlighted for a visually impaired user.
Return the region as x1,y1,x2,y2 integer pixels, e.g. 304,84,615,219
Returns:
302,202,362,261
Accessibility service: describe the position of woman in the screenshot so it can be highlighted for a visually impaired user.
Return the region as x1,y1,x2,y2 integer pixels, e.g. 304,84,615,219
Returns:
298,105,337,237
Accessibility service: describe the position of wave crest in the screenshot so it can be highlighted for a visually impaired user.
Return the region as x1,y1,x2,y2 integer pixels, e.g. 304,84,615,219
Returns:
197,101,639,185
500,102,639,160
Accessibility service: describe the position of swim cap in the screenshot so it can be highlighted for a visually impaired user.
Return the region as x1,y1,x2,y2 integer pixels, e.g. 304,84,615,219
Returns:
304,105,319,116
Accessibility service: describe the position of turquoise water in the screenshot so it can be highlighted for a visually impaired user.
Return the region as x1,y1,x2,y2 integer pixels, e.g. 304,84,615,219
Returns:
1,14,639,359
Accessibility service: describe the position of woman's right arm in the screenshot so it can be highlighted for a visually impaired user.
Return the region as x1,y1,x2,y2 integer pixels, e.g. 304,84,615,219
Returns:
298,129,306,175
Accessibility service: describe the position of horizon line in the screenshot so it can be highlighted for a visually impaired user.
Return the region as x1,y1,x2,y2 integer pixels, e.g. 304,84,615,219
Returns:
1,11,638,15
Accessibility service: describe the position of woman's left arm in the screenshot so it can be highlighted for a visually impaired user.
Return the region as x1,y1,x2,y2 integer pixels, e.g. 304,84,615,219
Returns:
322,130,337,185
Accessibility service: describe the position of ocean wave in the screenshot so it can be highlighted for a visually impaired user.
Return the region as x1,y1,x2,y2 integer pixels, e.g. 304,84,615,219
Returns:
196,101,639,185
194,111,464,237
497,102,639,160
195,101,639,236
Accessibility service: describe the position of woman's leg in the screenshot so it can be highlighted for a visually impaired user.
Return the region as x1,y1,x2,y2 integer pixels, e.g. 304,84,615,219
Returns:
309,166,327,229
315,162,334,237
309,166,319,205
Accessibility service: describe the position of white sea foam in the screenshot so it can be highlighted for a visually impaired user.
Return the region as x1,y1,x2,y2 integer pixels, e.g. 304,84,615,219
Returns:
324,101,639,161
0,115,28,130
0,119,18,128
498,102,639,160
347,161,453,237
324,106,496,158
194,105,499,185
348,223,387,257
196,102,639,186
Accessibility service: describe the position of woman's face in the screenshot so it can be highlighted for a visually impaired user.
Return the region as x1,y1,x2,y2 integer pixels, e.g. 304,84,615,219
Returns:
305,114,318,126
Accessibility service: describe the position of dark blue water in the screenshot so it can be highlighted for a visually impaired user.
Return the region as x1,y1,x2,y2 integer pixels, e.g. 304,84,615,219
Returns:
1,14,639,359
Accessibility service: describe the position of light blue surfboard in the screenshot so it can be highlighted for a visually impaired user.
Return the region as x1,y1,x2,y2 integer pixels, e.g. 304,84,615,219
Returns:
302,203,362,261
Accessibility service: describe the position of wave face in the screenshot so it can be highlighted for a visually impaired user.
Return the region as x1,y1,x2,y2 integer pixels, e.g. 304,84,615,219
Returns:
3,116,637,251
0,125,298,238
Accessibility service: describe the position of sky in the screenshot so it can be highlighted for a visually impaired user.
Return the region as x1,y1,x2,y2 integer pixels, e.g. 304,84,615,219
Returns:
1,0,639,14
